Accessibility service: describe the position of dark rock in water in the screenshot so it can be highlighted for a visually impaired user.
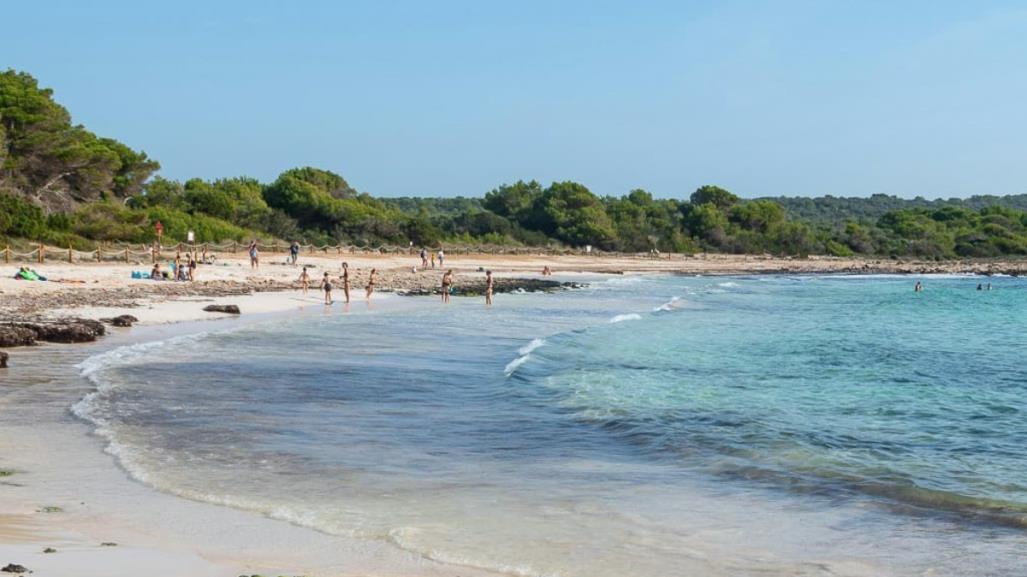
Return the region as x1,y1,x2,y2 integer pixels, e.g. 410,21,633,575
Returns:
99,314,139,327
42,547,56,554
100,542,117,547
203,304,241,314
15,319,106,343
1,564,28,573
0,351,8,368
0,326,37,347
402,278,585,297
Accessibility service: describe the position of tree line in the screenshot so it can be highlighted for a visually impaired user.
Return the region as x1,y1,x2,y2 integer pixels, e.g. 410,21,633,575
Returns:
3,69,1027,259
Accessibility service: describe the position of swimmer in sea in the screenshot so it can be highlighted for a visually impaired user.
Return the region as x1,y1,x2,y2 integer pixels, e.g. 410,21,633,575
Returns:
914,281,923,292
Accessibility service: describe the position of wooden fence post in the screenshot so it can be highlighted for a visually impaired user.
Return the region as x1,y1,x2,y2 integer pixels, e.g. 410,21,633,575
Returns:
68,244,73,263
3,245,9,264
39,243,45,264
96,246,101,262
124,248,130,263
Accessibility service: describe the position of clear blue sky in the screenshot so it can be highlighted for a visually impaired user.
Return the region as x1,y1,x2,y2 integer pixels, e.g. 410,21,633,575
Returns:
4,1,1027,199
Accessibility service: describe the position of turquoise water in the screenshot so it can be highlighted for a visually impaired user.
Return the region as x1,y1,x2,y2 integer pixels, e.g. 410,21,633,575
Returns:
76,275,1027,576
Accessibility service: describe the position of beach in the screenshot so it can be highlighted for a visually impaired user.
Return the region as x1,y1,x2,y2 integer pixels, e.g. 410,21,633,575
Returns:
3,255,1027,577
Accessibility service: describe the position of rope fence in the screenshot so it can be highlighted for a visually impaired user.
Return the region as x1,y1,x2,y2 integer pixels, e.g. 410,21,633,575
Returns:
2,240,636,265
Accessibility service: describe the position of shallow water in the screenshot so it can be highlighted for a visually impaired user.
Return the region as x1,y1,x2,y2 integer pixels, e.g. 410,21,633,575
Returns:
74,275,1027,576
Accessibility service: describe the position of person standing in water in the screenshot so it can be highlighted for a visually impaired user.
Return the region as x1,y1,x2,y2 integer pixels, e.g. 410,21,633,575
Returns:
485,270,494,306
366,268,378,300
319,272,333,305
298,266,311,294
914,281,923,292
441,269,453,303
341,262,351,303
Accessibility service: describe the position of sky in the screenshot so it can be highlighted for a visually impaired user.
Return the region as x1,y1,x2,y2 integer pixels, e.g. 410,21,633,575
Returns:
3,0,1027,199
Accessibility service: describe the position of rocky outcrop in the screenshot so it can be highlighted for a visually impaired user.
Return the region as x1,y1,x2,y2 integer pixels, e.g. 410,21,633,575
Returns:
401,278,585,297
0,326,37,347
203,304,241,314
0,319,106,347
17,319,105,343
100,314,139,327
1,564,28,574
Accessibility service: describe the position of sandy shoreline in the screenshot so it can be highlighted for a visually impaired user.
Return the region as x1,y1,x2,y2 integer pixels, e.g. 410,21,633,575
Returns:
0,252,1023,576
2,252,1024,320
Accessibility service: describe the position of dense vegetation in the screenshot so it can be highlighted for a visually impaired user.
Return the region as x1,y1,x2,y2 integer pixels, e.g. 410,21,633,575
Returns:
3,69,1027,259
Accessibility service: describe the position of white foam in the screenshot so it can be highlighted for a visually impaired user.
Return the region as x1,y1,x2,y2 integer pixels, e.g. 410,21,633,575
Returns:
654,297,684,312
717,281,739,288
519,337,546,356
608,313,642,324
504,338,547,377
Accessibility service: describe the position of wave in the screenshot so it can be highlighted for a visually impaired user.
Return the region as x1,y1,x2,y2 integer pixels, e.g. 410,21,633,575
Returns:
608,313,641,324
653,297,685,312
717,281,739,288
504,337,546,377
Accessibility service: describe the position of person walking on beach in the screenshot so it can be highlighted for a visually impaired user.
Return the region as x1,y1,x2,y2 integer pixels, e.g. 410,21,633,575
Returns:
366,268,378,300
431,251,436,269
298,266,311,294
420,247,428,269
485,270,494,306
438,249,445,268
341,262,351,303
248,240,259,269
289,241,300,265
441,269,454,303
320,272,333,305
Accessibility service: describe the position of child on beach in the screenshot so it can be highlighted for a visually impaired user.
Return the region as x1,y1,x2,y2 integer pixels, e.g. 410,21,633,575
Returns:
341,262,351,303
298,266,311,294
366,268,378,300
441,269,453,303
485,270,494,306
320,272,333,304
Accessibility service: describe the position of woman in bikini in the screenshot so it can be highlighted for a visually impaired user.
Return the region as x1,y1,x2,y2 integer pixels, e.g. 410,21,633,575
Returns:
366,268,378,300
485,270,494,306
341,262,351,303
441,269,453,303
298,266,311,294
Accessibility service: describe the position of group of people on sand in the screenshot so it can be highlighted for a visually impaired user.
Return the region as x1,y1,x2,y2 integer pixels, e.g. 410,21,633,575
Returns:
418,247,446,270
150,251,198,281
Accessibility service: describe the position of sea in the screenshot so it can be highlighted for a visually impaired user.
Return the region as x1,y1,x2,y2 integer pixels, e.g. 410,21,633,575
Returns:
72,274,1027,577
